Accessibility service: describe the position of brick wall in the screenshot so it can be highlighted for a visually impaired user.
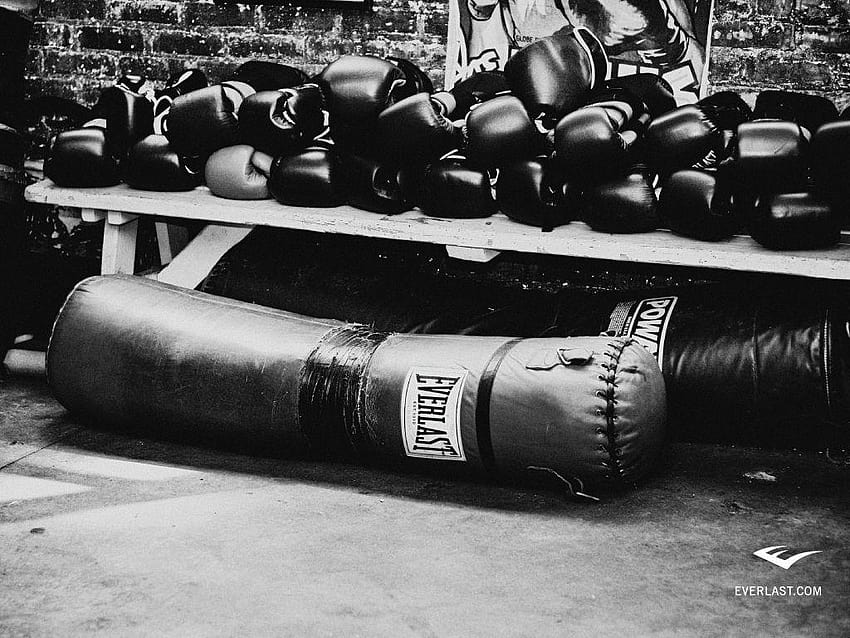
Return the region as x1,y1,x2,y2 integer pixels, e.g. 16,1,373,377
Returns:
23,0,850,110
26,0,449,105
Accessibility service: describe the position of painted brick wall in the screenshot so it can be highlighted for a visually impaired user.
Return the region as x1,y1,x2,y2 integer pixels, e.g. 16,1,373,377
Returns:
23,0,850,110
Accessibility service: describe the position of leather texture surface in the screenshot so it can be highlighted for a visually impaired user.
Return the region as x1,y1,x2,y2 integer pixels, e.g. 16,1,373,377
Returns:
200,232,850,450
47,275,666,489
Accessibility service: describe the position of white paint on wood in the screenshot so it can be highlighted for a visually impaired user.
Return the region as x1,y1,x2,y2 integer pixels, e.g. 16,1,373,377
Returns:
446,246,502,262
80,208,105,222
156,223,254,289
101,215,139,274
154,222,190,265
106,210,139,225
25,180,850,280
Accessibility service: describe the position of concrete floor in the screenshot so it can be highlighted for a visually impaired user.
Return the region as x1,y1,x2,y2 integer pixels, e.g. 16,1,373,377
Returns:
0,376,848,637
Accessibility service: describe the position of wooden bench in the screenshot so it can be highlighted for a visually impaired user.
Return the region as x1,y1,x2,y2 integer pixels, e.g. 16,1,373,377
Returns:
24,179,850,288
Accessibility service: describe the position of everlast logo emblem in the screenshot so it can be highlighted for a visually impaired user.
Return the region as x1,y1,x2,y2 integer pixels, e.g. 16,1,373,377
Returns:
613,297,678,369
401,368,468,461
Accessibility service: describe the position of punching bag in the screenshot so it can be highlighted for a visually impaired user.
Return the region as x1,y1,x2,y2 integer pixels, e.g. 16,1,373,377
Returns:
200,230,850,451
47,275,668,494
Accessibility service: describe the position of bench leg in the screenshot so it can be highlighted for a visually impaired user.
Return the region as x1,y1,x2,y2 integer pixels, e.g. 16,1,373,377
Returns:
101,211,139,275
155,221,190,265
446,245,501,263
156,223,253,289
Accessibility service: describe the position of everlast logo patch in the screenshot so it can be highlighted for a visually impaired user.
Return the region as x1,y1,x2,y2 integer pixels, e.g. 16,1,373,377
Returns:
401,367,468,461
607,297,678,370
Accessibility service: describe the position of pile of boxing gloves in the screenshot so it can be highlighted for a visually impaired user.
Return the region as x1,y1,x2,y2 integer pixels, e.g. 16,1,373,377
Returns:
44,26,850,250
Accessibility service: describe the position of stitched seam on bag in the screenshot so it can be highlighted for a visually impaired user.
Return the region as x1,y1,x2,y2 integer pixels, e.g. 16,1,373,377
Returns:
823,309,833,418
600,338,627,482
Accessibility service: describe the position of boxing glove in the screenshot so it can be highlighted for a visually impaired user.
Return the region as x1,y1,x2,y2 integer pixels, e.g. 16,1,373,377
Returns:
152,69,208,134
385,56,434,96
315,55,420,154
163,81,256,158
432,71,510,120
603,73,676,118
204,144,273,200
753,90,838,135
697,91,752,132
464,95,541,167
238,85,327,157
124,134,203,192
504,26,608,130
22,95,92,161
419,151,498,218
750,192,840,250
44,126,121,187
554,88,649,181
810,120,850,220
90,82,154,159
643,105,725,177
496,156,577,229
342,153,415,215
581,164,659,233
657,169,739,241
268,144,347,207
377,92,461,163
732,120,810,211
230,60,309,92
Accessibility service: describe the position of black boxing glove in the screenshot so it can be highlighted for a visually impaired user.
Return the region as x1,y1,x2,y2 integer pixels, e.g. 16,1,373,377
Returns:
386,56,434,96
810,120,850,221
152,69,208,134
419,151,498,218
342,153,416,215
44,126,121,187
753,90,838,135
463,95,542,167
377,92,461,163
268,144,347,207
90,82,154,159
238,85,327,157
315,55,419,154
750,192,840,250
504,26,608,130
496,155,577,229
22,95,92,161
644,104,725,177
603,73,676,118
732,119,810,212
231,60,309,92
163,81,256,158
657,168,740,241
554,88,650,181
697,91,752,132
581,164,659,233
432,71,510,120
124,134,203,192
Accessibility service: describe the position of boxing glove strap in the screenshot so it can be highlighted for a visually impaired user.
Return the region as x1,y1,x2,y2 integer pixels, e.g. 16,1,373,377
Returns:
475,338,523,475
298,324,388,456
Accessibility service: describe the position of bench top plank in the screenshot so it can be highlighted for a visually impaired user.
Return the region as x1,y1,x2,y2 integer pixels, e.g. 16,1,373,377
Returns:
25,179,850,281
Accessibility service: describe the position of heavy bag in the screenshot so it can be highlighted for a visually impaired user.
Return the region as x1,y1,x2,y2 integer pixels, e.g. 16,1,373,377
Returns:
47,275,666,493
557,287,850,451
198,232,850,451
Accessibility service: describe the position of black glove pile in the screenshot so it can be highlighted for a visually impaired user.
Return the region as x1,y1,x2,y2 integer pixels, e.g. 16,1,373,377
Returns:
43,27,850,251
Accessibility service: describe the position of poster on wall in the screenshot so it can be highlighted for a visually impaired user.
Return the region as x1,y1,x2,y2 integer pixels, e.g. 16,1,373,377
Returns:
445,0,714,104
